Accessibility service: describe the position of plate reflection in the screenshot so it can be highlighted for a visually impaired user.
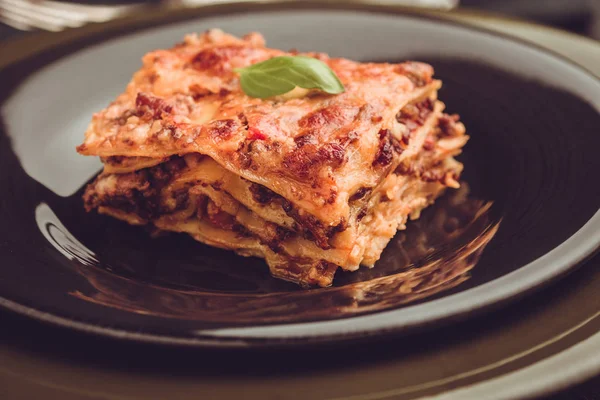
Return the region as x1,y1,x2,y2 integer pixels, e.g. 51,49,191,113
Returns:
36,182,499,324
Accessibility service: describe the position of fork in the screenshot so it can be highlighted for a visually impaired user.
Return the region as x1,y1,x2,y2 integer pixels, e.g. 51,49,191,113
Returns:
0,0,145,31
0,0,459,32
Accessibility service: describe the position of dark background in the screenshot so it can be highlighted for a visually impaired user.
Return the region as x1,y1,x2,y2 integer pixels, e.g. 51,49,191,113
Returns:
1,1,599,399
462,0,600,39
455,4,600,399
1,0,599,41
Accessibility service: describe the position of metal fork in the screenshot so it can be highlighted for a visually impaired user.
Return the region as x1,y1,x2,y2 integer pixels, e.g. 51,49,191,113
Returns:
0,0,459,32
0,0,145,31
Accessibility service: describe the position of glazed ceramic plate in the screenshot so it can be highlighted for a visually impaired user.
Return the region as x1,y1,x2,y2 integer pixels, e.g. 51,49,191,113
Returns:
0,2,599,348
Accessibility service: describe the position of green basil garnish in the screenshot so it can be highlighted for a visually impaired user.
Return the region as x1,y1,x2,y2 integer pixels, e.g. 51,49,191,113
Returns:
235,55,345,99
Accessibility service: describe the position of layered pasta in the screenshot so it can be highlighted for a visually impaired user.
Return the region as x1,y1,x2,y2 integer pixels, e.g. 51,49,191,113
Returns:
77,30,469,287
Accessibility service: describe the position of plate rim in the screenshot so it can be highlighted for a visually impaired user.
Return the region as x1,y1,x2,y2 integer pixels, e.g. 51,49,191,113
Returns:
0,0,599,349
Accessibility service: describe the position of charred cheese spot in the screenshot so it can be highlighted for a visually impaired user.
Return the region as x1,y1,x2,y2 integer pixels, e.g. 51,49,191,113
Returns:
283,142,347,179
135,92,173,120
395,61,434,87
372,129,402,167
191,45,245,73
208,119,237,141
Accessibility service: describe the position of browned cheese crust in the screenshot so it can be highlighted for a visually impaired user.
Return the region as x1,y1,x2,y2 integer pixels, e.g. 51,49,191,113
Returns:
78,29,469,287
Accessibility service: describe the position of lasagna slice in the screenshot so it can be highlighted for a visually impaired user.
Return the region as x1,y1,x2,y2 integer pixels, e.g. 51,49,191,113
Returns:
77,29,469,287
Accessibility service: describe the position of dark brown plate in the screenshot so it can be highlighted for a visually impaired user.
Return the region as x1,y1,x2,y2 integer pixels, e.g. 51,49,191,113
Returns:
0,2,599,348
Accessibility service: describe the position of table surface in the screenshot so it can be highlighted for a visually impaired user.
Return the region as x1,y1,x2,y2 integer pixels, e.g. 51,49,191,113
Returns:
0,6,600,400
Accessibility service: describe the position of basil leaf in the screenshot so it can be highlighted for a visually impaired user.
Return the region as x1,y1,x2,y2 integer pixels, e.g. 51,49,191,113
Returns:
235,56,345,99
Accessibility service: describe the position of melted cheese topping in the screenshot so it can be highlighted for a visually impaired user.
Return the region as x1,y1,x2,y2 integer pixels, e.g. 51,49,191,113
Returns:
77,29,440,225
79,30,470,287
